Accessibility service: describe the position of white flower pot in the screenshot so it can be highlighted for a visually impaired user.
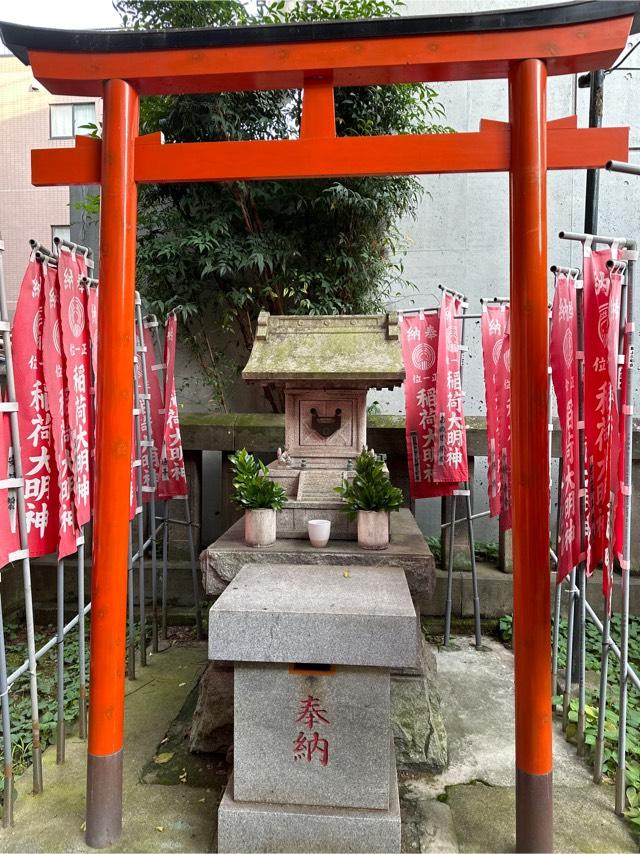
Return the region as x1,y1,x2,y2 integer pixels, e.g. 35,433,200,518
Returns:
244,508,276,547
308,519,331,548
357,510,390,551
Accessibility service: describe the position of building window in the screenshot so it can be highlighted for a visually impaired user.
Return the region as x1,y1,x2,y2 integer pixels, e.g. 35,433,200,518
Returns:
51,225,71,247
49,103,96,139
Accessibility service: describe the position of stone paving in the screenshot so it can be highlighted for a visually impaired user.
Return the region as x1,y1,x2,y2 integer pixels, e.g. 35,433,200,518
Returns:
2,634,637,852
401,636,638,853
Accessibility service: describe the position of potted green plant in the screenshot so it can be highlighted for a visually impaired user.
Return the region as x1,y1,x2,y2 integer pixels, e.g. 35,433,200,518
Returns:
335,448,403,550
229,449,286,547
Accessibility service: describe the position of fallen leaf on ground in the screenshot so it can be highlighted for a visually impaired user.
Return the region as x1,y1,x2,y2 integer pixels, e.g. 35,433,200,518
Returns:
154,751,174,764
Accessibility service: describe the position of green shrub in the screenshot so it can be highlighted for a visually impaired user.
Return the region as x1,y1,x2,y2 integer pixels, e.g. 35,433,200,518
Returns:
229,448,286,511
335,449,403,519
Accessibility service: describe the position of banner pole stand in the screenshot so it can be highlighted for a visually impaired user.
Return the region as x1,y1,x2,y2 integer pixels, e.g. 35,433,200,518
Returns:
0,239,43,796
443,494,456,646
183,496,203,639
615,242,636,815
137,298,159,656
0,587,14,826
55,558,66,764
127,524,136,682
133,352,146,667
77,539,87,739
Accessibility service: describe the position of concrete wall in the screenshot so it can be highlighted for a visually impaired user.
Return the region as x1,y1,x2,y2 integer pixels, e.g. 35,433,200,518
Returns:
373,0,640,541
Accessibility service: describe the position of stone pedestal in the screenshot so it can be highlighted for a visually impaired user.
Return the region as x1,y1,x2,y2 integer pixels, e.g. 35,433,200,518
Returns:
200,507,435,609
209,563,418,853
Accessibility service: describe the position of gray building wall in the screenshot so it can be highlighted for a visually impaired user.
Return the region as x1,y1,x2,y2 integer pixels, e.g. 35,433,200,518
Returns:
375,0,640,539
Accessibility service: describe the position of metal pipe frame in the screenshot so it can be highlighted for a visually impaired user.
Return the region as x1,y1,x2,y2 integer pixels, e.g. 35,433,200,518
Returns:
606,159,640,176
135,295,159,656
0,239,44,796
132,354,147,667
615,242,636,816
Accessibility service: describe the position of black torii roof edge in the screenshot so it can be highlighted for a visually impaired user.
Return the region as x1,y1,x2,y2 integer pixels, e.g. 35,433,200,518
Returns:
1,1,639,66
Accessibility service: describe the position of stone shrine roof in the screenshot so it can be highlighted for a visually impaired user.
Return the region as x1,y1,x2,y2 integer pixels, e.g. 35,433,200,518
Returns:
242,312,405,387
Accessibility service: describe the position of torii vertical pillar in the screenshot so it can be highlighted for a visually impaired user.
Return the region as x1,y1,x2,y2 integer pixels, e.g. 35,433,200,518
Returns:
85,79,139,849
509,59,553,852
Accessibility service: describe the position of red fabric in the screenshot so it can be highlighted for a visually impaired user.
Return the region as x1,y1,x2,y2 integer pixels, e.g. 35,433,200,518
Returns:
583,247,619,593
12,257,59,557
550,275,581,583
495,318,512,530
433,292,468,484
143,325,164,490
157,315,188,498
42,263,80,558
613,329,628,563
56,250,92,527
0,408,20,569
400,312,455,499
481,304,509,517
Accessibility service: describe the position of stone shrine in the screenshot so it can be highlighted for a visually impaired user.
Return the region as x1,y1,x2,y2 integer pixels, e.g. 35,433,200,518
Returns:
242,311,405,538
210,563,418,853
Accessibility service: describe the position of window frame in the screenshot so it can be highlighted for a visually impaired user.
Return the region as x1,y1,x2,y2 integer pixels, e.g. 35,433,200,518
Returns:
49,102,96,140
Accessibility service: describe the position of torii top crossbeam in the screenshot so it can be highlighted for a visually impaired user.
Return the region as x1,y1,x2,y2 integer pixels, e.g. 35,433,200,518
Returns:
1,2,638,851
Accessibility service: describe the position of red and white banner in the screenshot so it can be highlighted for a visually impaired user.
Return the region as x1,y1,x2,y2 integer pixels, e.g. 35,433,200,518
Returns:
583,246,624,593
12,256,59,557
481,304,509,517
613,326,628,564
57,249,92,527
400,312,455,499
433,292,468,484
157,314,188,499
550,275,581,583
42,262,80,558
495,318,512,530
0,409,20,569
143,325,164,490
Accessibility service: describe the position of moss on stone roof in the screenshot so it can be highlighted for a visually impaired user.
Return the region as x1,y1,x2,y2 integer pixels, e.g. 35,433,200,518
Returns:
242,312,405,385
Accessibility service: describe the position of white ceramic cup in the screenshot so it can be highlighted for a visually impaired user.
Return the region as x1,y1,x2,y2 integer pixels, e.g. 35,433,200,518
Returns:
308,519,331,548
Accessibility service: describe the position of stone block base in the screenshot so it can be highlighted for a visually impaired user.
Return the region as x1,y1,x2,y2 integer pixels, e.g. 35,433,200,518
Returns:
217,756,400,854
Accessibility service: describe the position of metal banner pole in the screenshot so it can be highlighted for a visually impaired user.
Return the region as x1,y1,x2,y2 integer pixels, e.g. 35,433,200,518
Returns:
183,495,203,640
56,558,65,763
0,238,43,795
615,244,636,815
77,540,87,739
127,524,135,682
136,298,158,655
0,585,14,826
133,351,146,666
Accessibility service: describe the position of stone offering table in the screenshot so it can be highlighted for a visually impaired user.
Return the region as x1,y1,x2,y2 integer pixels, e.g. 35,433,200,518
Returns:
210,562,418,854
201,507,435,608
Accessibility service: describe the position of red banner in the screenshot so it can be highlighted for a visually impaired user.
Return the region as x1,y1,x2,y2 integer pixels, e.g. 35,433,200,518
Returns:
0,409,20,569
583,246,622,590
57,249,92,527
400,312,455,499
550,275,581,583
481,304,509,517
157,315,188,499
433,292,468,484
12,256,59,557
42,263,80,558
144,325,164,490
613,327,628,564
495,318,512,530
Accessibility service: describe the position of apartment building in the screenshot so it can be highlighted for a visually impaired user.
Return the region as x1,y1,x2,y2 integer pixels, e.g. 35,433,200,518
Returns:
0,49,101,311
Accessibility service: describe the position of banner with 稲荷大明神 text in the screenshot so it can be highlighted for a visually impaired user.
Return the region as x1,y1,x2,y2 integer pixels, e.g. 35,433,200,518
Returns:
399,311,456,499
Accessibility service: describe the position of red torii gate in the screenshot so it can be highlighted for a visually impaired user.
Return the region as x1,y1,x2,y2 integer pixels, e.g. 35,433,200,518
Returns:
1,2,638,850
